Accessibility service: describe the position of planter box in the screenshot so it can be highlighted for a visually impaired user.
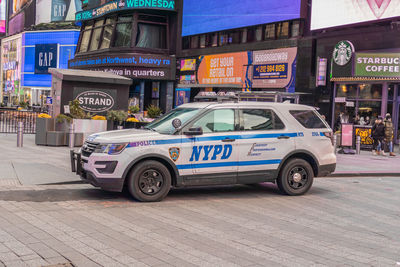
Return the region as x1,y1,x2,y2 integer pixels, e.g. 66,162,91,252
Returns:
55,121,70,132
35,118,55,145
73,119,107,140
46,131,66,146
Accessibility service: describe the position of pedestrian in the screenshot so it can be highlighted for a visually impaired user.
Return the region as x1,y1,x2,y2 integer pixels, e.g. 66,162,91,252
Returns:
384,113,396,157
371,116,385,156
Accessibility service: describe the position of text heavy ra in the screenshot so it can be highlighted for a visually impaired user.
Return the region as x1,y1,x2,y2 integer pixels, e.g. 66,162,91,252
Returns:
190,144,232,162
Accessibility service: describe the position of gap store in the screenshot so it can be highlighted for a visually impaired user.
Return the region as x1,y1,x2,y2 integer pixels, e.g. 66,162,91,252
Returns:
1,30,79,106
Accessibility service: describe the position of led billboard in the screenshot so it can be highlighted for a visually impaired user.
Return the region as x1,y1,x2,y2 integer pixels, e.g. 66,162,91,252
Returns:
0,0,5,33
311,0,400,30
182,0,301,36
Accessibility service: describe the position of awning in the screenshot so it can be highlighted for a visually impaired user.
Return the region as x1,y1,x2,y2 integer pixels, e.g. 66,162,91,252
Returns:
176,84,242,88
331,77,400,82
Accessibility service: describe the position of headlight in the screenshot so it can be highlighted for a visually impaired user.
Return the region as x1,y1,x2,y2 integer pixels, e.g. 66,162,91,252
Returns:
94,143,128,155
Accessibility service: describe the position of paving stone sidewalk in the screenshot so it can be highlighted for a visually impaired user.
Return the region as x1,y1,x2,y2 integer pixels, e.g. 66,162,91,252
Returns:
0,177,398,266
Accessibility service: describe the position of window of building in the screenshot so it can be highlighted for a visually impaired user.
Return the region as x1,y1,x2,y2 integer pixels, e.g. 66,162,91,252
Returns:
241,28,247,43
211,33,218,47
255,26,263,41
337,84,358,99
246,28,255,42
359,84,382,99
219,32,229,46
114,16,133,47
265,24,275,40
190,35,198,49
136,23,166,49
78,23,93,53
229,31,240,44
99,18,116,49
89,19,105,51
199,35,206,48
276,22,289,38
291,21,300,37
241,109,285,131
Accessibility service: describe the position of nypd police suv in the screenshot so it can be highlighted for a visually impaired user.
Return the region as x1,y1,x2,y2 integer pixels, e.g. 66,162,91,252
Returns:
71,101,336,202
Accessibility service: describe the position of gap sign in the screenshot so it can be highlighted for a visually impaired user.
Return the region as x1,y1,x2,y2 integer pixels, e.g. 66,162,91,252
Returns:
35,44,58,74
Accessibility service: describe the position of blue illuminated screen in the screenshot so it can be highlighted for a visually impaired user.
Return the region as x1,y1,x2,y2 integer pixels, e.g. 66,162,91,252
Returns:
182,0,301,36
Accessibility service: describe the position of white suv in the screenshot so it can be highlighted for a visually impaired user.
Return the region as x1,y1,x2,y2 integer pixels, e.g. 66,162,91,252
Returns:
71,101,336,202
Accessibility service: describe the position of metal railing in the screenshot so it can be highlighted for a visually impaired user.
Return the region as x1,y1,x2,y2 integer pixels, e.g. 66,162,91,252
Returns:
0,109,39,134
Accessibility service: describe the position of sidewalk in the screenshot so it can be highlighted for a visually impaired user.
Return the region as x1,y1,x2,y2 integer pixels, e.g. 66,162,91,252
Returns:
0,134,80,186
0,134,399,186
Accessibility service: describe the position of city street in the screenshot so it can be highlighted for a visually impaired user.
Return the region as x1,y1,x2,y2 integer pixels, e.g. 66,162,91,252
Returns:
0,177,398,266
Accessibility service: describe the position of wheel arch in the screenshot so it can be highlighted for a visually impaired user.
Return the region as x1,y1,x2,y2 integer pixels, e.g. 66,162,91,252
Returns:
122,154,181,187
278,150,319,177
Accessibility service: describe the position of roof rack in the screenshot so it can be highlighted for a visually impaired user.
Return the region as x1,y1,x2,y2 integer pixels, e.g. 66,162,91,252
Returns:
194,92,239,103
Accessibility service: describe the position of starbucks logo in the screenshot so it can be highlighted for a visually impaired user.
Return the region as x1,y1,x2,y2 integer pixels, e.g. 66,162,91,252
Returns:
333,41,355,66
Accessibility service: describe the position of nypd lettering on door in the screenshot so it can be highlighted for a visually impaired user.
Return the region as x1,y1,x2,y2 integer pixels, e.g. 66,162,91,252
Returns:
190,145,232,161
35,44,58,74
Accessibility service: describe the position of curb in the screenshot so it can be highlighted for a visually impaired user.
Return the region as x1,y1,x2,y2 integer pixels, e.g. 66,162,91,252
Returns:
327,173,400,178
41,180,86,185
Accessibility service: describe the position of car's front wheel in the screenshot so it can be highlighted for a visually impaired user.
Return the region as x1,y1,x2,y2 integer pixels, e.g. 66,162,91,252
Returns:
127,160,171,202
277,158,314,196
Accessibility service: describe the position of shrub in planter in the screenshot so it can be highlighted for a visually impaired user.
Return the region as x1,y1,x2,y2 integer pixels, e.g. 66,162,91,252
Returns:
146,105,162,118
55,114,72,132
128,105,140,114
69,99,86,119
107,110,128,130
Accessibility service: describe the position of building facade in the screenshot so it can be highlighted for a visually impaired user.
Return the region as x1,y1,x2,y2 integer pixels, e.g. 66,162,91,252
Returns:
68,0,178,113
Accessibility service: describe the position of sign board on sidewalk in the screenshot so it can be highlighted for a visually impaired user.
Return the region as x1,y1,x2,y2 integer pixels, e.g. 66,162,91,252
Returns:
335,97,346,103
341,123,353,147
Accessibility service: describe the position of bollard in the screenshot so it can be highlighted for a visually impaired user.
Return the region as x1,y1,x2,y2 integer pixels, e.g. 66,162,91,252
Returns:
356,135,361,154
117,126,123,130
333,134,337,154
69,124,75,148
17,122,24,147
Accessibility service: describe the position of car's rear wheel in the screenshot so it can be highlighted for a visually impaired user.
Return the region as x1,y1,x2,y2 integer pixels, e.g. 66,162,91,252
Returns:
277,158,313,196
127,160,171,202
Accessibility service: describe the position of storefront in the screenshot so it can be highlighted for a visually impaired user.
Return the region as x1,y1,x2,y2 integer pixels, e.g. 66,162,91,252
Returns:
1,30,80,106
70,0,178,113
1,34,22,105
331,41,400,144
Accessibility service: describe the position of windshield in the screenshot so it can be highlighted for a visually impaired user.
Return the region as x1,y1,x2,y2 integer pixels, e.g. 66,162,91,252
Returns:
145,108,201,134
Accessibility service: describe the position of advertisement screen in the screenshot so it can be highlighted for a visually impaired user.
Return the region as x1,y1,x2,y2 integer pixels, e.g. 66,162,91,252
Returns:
311,0,400,30
182,0,301,36
0,0,5,33
36,0,82,23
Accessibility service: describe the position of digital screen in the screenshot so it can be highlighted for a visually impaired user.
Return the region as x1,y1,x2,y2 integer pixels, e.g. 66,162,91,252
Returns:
0,0,5,33
182,0,301,36
311,0,400,30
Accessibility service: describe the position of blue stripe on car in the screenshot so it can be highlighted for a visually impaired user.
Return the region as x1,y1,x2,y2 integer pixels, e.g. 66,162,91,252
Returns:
176,159,281,170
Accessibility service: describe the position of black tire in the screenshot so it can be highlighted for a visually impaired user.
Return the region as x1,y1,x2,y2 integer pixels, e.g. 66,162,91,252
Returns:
127,160,171,202
277,158,314,196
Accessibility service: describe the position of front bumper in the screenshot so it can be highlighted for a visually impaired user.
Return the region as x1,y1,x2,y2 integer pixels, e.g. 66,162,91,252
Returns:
70,150,125,192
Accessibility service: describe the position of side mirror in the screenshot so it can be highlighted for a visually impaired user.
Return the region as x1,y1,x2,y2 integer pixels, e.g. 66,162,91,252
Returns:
183,127,203,136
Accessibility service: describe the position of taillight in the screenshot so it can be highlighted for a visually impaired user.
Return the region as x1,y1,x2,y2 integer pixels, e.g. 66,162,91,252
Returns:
323,131,334,145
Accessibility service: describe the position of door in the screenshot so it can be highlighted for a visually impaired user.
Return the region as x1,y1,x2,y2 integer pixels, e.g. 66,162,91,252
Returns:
188,108,239,178
236,108,296,183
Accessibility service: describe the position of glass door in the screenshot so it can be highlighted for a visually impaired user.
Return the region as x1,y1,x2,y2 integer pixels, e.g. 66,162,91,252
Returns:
396,100,400,144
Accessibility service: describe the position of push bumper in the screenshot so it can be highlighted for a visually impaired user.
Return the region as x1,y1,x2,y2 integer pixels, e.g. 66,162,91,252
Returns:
70,150,124,192
318,163,336,177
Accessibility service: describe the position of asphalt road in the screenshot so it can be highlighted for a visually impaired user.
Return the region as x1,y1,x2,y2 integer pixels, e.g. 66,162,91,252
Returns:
0,177,398,267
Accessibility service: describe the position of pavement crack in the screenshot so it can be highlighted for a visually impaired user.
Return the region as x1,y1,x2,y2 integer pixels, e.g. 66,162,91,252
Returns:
11,161,22,185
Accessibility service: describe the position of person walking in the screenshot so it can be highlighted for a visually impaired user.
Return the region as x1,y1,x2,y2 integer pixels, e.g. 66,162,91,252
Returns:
384,113,396,157
371,116,385,155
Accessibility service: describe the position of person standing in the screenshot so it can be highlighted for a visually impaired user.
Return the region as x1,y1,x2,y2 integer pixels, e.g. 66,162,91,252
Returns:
384,113,396,157
372,117,385,155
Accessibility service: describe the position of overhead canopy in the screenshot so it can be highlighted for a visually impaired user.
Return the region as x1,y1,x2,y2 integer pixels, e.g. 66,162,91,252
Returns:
49,68,133,85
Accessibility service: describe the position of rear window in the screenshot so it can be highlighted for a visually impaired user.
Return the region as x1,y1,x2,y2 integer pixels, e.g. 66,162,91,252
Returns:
290,110,327,129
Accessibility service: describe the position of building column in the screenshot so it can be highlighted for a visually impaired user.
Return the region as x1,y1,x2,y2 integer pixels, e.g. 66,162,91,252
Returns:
381,82,388,117
331,83,337,129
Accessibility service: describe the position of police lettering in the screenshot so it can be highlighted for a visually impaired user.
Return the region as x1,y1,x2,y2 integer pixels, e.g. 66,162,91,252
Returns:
190,144,232,161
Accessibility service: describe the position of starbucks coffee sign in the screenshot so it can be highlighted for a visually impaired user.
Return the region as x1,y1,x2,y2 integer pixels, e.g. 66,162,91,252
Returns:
73,88,117,113
333,40,354,66
355,53,400,78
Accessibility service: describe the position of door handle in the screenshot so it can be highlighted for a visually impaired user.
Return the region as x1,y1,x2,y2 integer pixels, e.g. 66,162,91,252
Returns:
277,135,290,139
222,138,236,142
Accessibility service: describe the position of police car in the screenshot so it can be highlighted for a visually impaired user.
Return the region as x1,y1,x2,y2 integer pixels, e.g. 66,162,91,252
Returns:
71,101,336,202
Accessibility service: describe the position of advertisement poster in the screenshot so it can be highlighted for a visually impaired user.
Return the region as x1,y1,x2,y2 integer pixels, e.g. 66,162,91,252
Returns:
182,0,301,36
34,44,58,74
36,0,82,23
0,0,5,33
311,0,400,30
341,123,354,147
355,126,373,150
1,37,22,95
180,59,196,71
197,52,250,86
355,52,400,77
252,47,297,91
175,88,190,107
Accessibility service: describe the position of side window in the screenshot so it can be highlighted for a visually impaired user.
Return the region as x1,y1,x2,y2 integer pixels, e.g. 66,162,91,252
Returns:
241,109,285,131
290,110,327,129
192,109,235,133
